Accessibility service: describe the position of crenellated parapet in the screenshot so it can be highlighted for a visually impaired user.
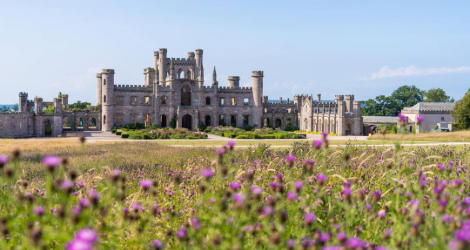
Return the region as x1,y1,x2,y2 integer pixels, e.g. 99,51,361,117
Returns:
114,85,153,92
218,86,253,93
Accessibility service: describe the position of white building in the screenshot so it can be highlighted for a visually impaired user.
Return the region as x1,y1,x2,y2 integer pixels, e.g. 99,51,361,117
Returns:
400,102,455,133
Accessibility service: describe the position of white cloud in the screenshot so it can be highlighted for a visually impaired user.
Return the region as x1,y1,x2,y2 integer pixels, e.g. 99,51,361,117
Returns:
360,65,470,80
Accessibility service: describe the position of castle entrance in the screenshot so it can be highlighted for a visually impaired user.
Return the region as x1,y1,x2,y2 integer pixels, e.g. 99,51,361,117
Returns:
182,114,192,130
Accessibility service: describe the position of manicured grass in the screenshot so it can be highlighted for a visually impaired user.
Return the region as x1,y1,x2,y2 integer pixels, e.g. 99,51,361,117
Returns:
368,130,470,142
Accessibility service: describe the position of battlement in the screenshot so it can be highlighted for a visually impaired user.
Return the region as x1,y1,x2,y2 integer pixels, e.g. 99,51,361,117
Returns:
195,49,203,54
19,92,28,97
228,76,240,81
335,95,344,101
166,57,196,65
159,48,167,54
143,67,155,73
187,52,195,59
34,97,43,101
102,69,115,74
264,102,296,106
96,73,102,78
251,71,264,77
114,85,153,92
218,86,253,93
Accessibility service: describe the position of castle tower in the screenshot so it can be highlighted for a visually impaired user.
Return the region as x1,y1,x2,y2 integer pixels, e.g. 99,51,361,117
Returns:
195,49,203,72
53,98,62,115
317,94,321,102
19,92,28,112
335,95,345,136
345,95,354,113
59,93,69,107
153,51,159,83
101,69,115,131
158,48,167,86
34,97,43,115
251,71,264,127
96,73,102,105
144,67,155,86
228,76,240,88
187,52,195,60
198,65,204,88
167,60,176,89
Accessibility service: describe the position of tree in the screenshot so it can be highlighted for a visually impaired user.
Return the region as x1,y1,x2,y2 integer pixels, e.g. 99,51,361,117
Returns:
12,104,19,112
423,88,451,102
451,91,470,130
362,95,402,116
43,105,54,114
0,106,9,113
68,101,91,110
390,85,423,108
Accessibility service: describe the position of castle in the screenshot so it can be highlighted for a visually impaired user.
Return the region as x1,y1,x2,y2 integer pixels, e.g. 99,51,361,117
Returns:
0,48,363,138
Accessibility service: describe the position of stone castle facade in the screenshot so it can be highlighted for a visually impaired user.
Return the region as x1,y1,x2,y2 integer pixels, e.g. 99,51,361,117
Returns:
0,48,363,137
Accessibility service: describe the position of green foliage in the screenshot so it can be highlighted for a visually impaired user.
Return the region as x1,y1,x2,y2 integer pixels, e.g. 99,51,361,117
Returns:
120,133,129,138
452,90,470,130
43,105,54,114
169,116,177,129
434,125,439,130
12,104,19,112
198,123,207,131
44,123,52,136
111,129,117,134
423,88,451,102
284,124,299,131
0,106,10,113
363,85,424,116
391,85,423,108
68,101,92,110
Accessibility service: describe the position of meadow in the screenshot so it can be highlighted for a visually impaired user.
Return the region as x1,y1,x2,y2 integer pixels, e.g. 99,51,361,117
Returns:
0,136,469,249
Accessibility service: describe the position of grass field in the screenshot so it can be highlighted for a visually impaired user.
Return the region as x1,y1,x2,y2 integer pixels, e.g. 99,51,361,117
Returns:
368,130,470,142
0,138,470,249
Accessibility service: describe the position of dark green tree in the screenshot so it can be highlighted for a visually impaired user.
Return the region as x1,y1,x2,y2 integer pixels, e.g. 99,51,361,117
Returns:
12,104,19,112
362,95,402,116
390,85,423,109
0,106,9,113
43,105,54,114
452,89,470,130
68,101,91,110
169,116,177,129
423,88,451,102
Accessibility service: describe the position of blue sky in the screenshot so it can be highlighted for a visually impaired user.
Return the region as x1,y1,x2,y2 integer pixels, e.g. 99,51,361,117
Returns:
0,0,469,104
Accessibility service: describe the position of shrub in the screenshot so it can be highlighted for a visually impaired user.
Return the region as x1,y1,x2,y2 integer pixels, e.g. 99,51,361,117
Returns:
116,131,122,136
142,133,153,139
129,133,142,139
111,129,117,134
121,133,129,138
235,135,251,139
185,136,198,139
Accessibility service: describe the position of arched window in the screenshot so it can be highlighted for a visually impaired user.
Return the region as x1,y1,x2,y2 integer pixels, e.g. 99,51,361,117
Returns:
178,68,184,79
103,95,106,103
103,79,106,85
181,85,191,106
161,96,167,105
206,97,211,105
103,115,106,125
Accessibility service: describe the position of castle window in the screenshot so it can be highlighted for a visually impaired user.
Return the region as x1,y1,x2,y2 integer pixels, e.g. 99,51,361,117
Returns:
231,115,236,127
244,98,249,106
0,123,2,130
441,117,444,121
116,96,123,105
103,79,106,85
206,97,211,105
219,98,225,106
181,85,191,106
103,115,106,125
130,96,137,105
161,96,167,105
218,115,225,126
243,115,249,127
103,95,107,103
130,114,137,124
231,98,237,106
144,96,151,105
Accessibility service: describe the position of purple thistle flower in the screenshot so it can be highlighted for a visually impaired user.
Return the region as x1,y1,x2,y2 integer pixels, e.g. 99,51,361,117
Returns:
443,215,451,223
76,228,98,244
0,155,8,166
287,191,297,200
287,239,296,248
229,182,240,190
347,238,366,248
42,156,61,168
190,218,200,230
32,206,44,216
227,141,235,148
294,182,302,192
397,113,406,123
152,240,164,250
201,169,214,179
140,180,153,189
337,232,347,242
251,185,263,195
322,131,328,138
341,187,352,196
72,206,81,216
286,154,295,163
216,149,224,156
66,240,92,250
60,180,74,190
320,233,330,243
233,193,244,204
316,173,326,185
416,115,424,125
313,140,322,149
176,226,187,239
79,198,91,208
304,213,316,225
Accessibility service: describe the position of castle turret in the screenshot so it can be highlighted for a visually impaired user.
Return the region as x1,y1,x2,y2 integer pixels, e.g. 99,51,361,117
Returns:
101,69,115,131
251,71,264,127
96,73,102,105
167,60,176,89
34,97,43,115
59,93,69,107
353,101,361,118
144,67,155,86
53,98,62,115
212,67,218,85
198,65,204,88
158,48,167,86
228,76,240,88
187,52,195,60
317,94,321,102
195,49,203,71
345,95,354,113
153,51,159,82
19,92,28,112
